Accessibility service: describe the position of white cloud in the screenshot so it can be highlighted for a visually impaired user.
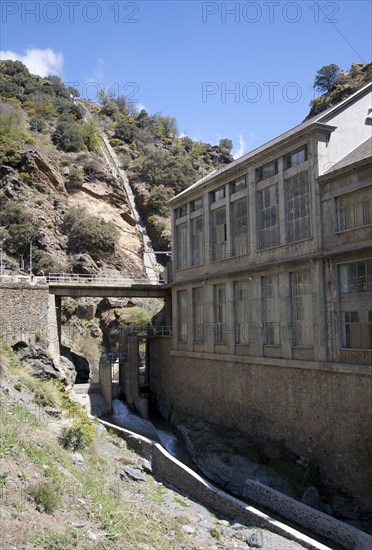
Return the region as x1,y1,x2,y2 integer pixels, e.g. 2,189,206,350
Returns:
234,135,246,159
233,131,258,159
136,102,147,113
0,48,63,77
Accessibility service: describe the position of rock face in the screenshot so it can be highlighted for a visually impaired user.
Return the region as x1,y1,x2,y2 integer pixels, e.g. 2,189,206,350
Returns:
16,346,63,380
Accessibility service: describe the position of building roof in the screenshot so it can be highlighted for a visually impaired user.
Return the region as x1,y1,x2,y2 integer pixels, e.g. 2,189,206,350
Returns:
322,136,372,176
169,82,372,205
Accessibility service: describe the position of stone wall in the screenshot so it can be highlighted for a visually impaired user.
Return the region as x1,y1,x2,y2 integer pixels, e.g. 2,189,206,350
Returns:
0,281,59,360
148,337,372,512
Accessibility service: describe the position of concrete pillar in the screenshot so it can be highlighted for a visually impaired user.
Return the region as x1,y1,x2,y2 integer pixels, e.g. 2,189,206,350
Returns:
55,295,62,351
165,292,172,327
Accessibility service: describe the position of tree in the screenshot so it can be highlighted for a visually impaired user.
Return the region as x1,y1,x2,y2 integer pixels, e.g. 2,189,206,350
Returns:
314,64,340,94
80,120,100,151
52,116,83,152
114,118,135,143
219,138,233,154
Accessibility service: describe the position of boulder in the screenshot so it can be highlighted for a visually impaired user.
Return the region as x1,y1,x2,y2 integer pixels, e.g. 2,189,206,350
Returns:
16,346,63,380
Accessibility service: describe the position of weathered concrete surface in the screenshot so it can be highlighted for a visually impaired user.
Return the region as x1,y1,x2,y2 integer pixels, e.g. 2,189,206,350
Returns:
148,337,372,515
49,283,168,298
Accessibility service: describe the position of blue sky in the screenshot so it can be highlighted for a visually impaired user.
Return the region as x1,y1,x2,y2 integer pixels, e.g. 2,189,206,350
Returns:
1,1,371,157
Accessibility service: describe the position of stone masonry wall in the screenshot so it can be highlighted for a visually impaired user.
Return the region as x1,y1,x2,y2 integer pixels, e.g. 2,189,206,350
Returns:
0,282,59,359
148,337,372,512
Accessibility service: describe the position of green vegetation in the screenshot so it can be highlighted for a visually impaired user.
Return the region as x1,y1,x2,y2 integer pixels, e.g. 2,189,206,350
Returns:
314,64,340,94
1,343,191,547
28,482,62,514
59,415,96,451
308,61,372,118
61,206,119,259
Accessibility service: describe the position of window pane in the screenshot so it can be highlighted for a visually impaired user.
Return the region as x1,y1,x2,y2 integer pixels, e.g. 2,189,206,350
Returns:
176,222,188,270
213,284,226,343
286,172,311,242
211,207,226,260
191,216,204,266
339,260,372,349
192,287,204,342
232,198,249,256
337,187,372,231
258,184,280,249
291,270,313,346
177,291,187,342
262,276,280,345
235,281,250,344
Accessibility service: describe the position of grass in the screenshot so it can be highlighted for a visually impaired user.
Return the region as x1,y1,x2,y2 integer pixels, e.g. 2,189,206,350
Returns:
28,482,62,513
209,526,221,540
0,340,62,409
173,496,189,507
1,344,191,549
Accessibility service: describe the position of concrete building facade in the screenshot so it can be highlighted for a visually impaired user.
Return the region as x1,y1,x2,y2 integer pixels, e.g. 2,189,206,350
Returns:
149,84,372,510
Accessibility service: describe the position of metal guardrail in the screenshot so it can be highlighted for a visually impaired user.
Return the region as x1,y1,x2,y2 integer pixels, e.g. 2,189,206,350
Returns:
122,325,172,337
0,274,166,285
47,273,166,285
100,352,128,363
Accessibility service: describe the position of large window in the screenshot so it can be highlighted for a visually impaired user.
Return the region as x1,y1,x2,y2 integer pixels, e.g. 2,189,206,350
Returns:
339,260,372,293
175,222,188,270
211,186,225,203
284,146,307,169
177,290,187,342
336,187,372,231
192,287,204,342
339,260,372,349
231,198,248,256
235,281,250,344
213,284,226,344
286,172,311,242
211,207,227,260
255,160,278,183
258,184,280,249
262,276,280,345
175,205,187,219
191,216,204,266
191,196,203,212
291,270,313,346
230,175,247,194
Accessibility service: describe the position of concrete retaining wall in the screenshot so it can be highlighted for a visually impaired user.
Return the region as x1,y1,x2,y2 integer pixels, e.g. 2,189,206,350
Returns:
97,418,372,550
148,337,372,513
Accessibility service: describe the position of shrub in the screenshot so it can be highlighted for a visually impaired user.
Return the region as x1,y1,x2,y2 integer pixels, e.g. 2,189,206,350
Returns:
59,417,96,451
67,216,119,258
66,165,84,187
80,120,100,151
62,206,86,232
52,116,83,152
28,482,61,513
148,185,174,217
114,118,135,143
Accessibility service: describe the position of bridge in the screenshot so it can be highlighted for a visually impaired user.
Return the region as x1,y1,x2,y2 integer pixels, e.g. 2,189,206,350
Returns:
0,273,169,298
47,273,169,298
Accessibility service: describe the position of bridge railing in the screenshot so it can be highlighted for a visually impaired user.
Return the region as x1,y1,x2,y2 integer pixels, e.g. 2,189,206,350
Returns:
47,273,166,285
100,352,128,364
122,325,172,337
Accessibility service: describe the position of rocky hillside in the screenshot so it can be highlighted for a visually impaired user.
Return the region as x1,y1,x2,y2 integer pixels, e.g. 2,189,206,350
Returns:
0,60,233,276
306,61,372,119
